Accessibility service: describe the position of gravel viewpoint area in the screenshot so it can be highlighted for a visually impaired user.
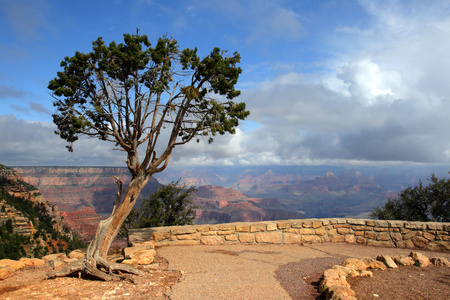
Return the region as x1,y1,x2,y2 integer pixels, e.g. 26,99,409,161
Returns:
1,243,449,299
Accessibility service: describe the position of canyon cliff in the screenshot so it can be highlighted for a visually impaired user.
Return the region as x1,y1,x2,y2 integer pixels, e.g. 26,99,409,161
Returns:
15,167,161,242
192,185,303,224
0,165,82,258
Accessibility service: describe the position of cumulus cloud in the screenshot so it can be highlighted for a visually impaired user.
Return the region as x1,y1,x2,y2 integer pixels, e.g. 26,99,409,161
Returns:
236,1,450,165
2,0,450,167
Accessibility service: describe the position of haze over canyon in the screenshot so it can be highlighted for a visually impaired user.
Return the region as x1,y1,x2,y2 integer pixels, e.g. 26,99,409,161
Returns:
11,164,450,241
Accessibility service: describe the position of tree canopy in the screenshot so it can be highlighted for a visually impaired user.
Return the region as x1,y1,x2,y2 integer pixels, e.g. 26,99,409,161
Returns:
49,32,249,177
371,173,450,222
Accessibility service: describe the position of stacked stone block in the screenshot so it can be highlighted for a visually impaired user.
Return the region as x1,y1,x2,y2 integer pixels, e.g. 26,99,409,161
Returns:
128,218,450,251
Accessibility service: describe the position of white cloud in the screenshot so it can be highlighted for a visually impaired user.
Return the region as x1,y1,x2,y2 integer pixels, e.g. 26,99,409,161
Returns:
235,0,450,165
0,115,125,166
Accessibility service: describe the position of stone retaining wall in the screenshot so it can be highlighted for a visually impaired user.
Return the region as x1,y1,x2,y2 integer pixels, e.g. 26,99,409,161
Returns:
128,219,450,251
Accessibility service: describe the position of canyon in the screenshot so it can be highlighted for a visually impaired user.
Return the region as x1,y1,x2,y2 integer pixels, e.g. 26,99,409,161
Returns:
12,165,449,242
0,165,80,258
14,167,161,242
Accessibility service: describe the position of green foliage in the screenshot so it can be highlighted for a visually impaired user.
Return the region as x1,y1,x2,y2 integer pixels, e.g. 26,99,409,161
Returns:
120,181,198,236
371,173,450,222
49,31,249,158
0,221,28,260
0,182,86,259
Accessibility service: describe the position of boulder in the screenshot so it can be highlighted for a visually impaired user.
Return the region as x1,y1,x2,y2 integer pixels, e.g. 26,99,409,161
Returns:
430,257,450,267
0,266,15,281
409,252,430,267
123,246,156,265
67,249,85,260
332,265,359,277
321,269,351,290
341,258,367,272
361,257,387,270
391,255,415,266
377,255,398,268
326,284,356,299
42,253,67,262
0,259,26,270
19,258,45,267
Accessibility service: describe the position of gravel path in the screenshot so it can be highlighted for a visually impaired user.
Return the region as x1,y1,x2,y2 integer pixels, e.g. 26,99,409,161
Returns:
157,243,450,299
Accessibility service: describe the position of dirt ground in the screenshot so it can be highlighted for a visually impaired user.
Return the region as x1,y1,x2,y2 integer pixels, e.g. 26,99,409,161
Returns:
348,265,450,300
1,255,449,299
0,256,181,300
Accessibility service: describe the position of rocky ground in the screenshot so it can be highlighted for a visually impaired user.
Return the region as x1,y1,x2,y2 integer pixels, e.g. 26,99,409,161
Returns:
0,256,181,300
1,255,449,299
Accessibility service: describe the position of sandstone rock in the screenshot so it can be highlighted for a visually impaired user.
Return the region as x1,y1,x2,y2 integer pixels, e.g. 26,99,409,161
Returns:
131,241,155,249
200,236,223,245
176,232,201,240
283,233,301,244
152,231,171,242
422,232,436,241
47,259,67,269
0,266,15,281
255,232,282,244
332,265,359,277
342,258,367,272
360,270,373,277
176,240,200,246
409,252,430,267
124,247,156,265
302,235,322,244
250,223,266,232
320,269,350,290
42,253,67,262
238,233,255,243
266,223,277,231
396,240,415,248
391,255,415,266
331,235,345,243
344,234,356,243
377,255,398,268
121,258,139,267
225,234,238,241
326,284,356,299
19,257,45,267
427,241,450,251
315,227,327,236
430,257,450,267
235,224,250,232
361,258,387,270
67,249,85,260
0,259,26,270
411,236,429,248
171,226,197,235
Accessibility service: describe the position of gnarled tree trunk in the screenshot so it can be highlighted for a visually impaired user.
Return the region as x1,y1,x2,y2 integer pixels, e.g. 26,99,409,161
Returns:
47,172,149,281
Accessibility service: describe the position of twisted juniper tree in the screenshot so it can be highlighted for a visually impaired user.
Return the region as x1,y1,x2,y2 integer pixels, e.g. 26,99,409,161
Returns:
47,32,249,281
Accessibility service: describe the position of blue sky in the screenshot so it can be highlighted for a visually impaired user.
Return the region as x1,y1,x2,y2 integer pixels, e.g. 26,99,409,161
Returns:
1,0,450,167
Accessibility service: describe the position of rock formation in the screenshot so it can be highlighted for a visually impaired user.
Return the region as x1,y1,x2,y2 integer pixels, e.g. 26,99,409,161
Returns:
15,167,161,214
0,164,80,259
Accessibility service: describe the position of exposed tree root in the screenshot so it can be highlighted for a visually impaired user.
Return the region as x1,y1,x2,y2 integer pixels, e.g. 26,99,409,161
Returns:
47,257,141,283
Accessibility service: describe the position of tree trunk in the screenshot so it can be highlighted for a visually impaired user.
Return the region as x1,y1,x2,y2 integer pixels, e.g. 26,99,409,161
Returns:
47,172,149,281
